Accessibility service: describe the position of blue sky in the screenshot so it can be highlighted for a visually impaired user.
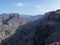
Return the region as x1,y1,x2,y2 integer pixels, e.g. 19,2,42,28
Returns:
0,0,60,15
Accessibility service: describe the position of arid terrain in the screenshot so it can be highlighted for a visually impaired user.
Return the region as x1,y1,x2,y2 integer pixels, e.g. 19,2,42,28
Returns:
0,10,60,45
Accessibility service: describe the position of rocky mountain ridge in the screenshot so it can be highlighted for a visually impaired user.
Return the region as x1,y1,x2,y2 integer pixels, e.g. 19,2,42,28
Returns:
1,10,60,45
0,13,31,42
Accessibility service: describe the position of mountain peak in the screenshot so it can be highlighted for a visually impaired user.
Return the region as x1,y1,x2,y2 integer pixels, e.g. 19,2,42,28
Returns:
56,9,60,12
44,10,60,20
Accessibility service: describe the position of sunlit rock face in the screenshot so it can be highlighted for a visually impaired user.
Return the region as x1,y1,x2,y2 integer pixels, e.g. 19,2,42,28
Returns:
1,10,60,45
0,13,31,42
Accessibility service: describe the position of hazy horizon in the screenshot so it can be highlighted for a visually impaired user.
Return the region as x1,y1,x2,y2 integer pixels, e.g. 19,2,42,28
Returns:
0,0,60,15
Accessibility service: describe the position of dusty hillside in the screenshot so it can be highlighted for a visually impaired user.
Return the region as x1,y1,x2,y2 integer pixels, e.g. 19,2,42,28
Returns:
0,13,30,42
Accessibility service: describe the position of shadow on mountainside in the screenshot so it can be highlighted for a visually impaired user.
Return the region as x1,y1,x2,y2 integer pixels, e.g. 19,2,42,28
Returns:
1,10,60,45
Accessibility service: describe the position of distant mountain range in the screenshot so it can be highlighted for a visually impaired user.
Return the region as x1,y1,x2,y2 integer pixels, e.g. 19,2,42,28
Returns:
20,14,43,21
1,9,60,45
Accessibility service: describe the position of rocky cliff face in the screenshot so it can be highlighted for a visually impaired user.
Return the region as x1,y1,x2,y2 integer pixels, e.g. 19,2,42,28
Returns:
0,13,30,42
1,10,60,45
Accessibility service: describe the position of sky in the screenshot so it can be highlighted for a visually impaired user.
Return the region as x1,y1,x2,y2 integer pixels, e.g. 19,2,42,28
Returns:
0,0,60,15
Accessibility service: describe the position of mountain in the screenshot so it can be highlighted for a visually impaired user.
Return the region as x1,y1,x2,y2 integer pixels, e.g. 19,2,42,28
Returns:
0,13,31,42
20,15,43,21
1,9,60,45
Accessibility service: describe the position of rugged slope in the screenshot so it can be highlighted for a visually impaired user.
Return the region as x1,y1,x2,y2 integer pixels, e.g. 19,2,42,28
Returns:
0,13,30,42
1,10,60,45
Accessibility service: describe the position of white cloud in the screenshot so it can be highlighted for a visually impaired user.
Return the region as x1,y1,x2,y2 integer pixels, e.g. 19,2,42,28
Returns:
16,3,25,7
34,5,51,14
